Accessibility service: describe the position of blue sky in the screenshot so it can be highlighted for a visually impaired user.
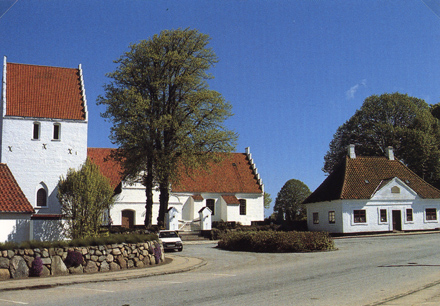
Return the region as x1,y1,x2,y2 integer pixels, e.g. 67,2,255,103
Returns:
1,0,440,216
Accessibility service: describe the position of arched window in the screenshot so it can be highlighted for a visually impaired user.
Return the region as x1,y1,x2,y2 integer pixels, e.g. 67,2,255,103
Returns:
36,188,47,207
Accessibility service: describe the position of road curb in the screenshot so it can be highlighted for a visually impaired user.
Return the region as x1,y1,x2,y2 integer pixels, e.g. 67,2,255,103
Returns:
0,255,206,292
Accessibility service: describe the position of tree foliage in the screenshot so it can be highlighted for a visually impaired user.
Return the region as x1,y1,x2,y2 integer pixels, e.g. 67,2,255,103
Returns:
273,179,311,223
98,28,237,226
264,192,272,210
57,158,114,239
324,93,440,186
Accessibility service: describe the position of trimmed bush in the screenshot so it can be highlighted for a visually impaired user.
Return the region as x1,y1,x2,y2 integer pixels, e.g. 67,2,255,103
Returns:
64,250,84,267
29,256,43,277
217,231,335,253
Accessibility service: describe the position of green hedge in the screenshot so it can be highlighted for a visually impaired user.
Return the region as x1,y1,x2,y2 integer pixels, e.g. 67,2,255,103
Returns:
217,231,335,252
0,233,158,251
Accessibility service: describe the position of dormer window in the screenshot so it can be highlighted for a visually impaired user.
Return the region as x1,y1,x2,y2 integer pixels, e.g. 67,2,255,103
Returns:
33,122,40,140
53,123,61,140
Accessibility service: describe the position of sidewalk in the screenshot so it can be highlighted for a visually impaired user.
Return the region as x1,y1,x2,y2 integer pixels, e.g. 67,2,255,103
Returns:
0,254,206,292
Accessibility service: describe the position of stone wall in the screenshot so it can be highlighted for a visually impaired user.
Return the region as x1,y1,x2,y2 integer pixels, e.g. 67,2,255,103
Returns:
0,240,164,280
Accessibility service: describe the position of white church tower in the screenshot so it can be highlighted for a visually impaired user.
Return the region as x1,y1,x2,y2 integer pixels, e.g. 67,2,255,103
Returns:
0,57,88,240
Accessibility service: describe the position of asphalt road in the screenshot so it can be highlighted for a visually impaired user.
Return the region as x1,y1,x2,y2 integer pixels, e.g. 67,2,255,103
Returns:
2,233,440,306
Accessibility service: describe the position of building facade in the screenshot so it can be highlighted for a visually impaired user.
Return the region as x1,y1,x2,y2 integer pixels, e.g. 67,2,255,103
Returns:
304,145,440,234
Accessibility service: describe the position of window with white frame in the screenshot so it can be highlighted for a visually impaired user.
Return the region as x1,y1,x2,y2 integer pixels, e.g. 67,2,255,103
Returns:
406,209,413,222
380,209,387,222
33,122,40,140
239,199,246,215
206,199,215,215
53,123,61,140
328,211,335,224
354,210,366,223
36,188,47,207
426,208,437,221
313,212,319,224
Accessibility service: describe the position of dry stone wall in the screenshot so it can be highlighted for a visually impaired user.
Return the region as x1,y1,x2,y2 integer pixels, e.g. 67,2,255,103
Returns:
0,240,164,280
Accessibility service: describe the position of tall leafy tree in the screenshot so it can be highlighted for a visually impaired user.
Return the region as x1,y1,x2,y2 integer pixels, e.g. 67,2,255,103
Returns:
324,93,440,186
57,158,114,239
98,28,237,227
264,192,272,209
274,179,311,223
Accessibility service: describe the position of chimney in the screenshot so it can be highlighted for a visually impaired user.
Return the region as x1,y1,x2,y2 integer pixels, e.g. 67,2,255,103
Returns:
347,144,356,159
386,146,394,160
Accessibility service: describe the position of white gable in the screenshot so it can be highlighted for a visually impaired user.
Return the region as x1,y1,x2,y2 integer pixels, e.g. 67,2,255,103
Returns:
371,177,418,201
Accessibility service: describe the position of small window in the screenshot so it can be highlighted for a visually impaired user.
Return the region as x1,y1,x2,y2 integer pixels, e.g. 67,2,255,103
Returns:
426,208,437,221
53,124,61,140
36,188,47,207
391,186,400,194
380,209,387,222
206,199,215,215
313,212,319,224
239,199,246,215
328,211,335,224
406,209,413,222
33,123,40,140
354,210,366,223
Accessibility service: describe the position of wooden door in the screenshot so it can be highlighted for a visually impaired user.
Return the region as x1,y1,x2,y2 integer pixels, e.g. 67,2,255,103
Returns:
121,210,134,228
392,210,401,231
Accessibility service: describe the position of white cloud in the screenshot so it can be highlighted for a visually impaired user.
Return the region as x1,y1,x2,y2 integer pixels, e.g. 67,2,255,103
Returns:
346,79,367,100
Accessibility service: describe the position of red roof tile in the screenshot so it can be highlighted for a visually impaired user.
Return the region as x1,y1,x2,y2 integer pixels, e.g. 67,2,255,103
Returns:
87,148,123,189
304,156,440,204
0,164,34,213
5,62,86,120
87,149,263,194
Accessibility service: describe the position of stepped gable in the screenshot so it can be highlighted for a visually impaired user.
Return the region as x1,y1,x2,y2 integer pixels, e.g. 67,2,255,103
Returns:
5,62,86,120
87,148,123,189
0,164,34,213
304,155,440,204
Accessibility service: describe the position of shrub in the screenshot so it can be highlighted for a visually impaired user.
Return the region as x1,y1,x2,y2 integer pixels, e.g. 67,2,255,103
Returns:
64,250,84,267
29,256,43,277
152,242,162,264
218,231,335,253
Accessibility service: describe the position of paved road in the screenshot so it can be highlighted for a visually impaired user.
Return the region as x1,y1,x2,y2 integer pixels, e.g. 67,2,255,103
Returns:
1,233,440,305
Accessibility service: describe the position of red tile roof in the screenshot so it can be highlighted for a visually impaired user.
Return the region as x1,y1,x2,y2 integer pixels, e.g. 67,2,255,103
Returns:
304,156,440,204
5,62,86,120
87,148,123,189
87,149,263,194
0,164,34,213
172,153,263,194
222,195,240,204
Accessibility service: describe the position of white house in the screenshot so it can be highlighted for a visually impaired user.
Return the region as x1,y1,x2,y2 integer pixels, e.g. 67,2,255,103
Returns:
0,57,88,242
304,145,440,234
88,147,265,230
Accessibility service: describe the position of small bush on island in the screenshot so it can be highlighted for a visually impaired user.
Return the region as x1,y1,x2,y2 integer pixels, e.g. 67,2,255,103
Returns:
217,231,335,253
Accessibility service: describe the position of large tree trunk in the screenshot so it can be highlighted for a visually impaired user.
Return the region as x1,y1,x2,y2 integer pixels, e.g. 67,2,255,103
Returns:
157,180,169,228
144,160,154,227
